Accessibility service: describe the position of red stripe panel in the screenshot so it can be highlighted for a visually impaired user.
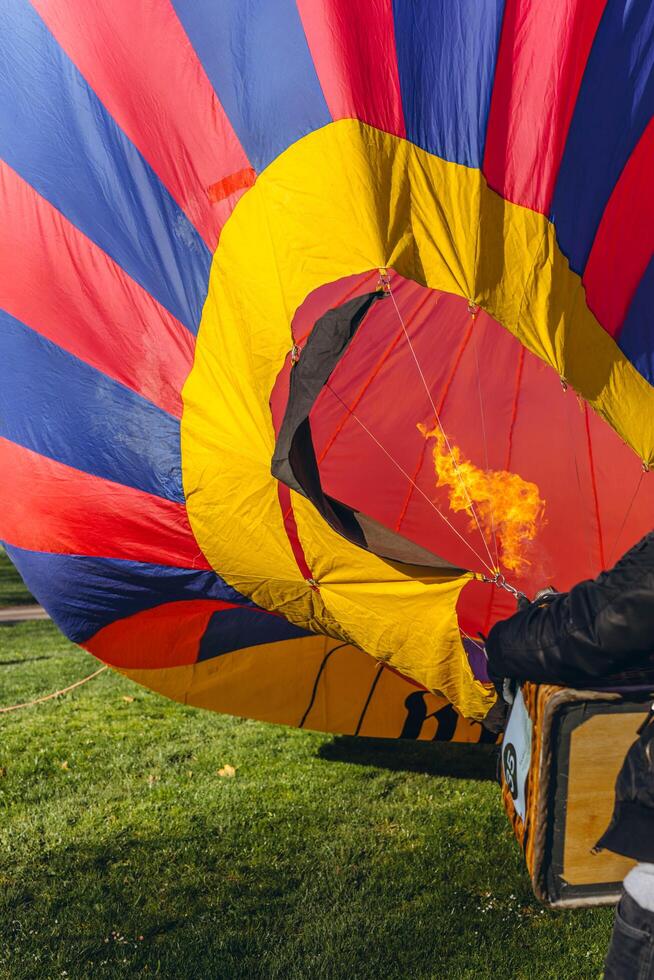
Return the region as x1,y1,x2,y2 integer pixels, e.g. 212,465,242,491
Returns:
483,0,607,214
0,161,195,417
83,599,232,669
277,483,315,583
0,161,192,418
0,438,210,570
31,0,251,251
583,116,654,338
297,0,405,138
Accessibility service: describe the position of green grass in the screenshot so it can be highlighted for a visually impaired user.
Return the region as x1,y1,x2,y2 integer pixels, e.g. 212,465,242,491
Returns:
1,621,612,979
0,548,35,606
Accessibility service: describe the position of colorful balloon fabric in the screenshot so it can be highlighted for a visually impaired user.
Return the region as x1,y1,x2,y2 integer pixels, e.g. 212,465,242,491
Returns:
1,0,654,739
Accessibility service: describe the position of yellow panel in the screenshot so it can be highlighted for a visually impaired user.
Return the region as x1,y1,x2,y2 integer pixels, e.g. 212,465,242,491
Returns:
291,491,482,713
117,635,486,742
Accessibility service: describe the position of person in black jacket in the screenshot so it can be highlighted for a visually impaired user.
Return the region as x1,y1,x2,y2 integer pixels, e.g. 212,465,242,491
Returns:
486,530,654,979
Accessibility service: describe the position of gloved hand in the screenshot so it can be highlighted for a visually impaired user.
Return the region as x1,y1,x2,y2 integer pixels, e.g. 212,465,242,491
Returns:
486,586,562,698
527,586,562,608
485,584,569,693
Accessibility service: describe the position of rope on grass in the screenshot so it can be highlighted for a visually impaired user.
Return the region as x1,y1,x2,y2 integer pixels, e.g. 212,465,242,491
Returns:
0,665,108,714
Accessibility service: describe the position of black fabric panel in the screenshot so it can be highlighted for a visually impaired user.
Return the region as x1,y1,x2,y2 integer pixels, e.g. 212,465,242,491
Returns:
273,291,382,493
288,416,368,549
272,290,382,550
356,511,463,571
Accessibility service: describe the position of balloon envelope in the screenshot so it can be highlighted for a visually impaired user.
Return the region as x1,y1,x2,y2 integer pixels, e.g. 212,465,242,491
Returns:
1,0,653,738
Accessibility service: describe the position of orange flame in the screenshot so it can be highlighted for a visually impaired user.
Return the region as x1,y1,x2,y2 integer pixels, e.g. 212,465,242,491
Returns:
419,424,546,574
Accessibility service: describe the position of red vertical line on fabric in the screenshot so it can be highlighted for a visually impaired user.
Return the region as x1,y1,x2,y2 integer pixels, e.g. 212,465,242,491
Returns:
394,443,429,534
318,290,434,465
582,115,654,339
31,0,252,250
0,161,193,418
277,482,315,583
503,346,525,472
317,329,404,463
584,403,606,570
394,314,476,533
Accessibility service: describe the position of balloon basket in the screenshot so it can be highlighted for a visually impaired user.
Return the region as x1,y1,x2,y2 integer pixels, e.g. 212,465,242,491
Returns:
499,682,653,908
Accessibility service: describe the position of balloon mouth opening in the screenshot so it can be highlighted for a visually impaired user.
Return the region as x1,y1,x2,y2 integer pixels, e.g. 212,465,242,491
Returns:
270,269,546,585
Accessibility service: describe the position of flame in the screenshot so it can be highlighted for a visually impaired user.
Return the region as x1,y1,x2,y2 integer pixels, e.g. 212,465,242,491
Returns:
419,424,545,574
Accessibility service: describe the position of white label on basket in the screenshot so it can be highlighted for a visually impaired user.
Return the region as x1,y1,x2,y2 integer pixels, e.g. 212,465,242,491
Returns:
502,687,533,821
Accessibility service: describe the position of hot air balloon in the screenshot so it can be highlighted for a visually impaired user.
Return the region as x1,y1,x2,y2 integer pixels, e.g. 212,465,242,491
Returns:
1,0,653,742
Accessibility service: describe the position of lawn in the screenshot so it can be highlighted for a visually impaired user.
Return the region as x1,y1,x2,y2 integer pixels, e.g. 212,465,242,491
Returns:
0,558,612,978
0,547,35,606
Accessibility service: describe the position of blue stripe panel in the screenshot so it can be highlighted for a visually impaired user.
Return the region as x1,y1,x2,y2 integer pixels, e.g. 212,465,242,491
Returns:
198,608,308,662
171,0,331,172
2,545,250,643
392,0,505,167
0,310,184,502
0,0,210,333
618,256,654,384
551,0,654,273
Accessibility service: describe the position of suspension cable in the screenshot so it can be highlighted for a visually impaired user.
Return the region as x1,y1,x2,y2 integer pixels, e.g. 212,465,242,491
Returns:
471,315,501,571
460,628,488,657
609,467,645,565
383,275,498,574
324,382,497,576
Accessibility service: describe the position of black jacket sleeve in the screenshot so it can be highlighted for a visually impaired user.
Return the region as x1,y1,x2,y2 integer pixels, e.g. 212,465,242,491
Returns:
486,531,654,687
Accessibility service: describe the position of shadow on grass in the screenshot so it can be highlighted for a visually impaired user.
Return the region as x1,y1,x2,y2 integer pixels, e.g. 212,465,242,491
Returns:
318,735,500,781
0,812,610,980
0,655,52,667
0,550,35,607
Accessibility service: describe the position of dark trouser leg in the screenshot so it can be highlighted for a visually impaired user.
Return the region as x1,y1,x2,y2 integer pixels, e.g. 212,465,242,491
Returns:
604,891,654,979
